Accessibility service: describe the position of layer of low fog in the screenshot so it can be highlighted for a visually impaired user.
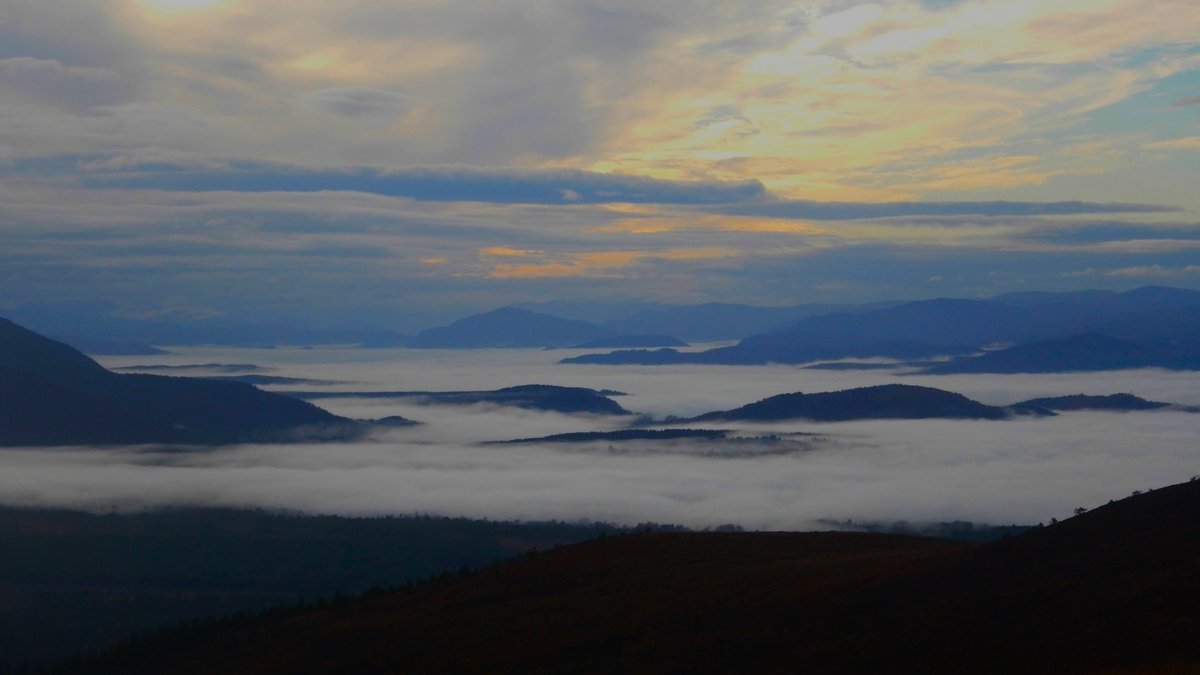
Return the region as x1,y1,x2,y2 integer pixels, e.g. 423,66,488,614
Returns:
0,347,1195,530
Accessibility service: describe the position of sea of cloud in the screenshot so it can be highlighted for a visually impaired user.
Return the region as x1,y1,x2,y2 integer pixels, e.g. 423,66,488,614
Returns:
0,346,1196,530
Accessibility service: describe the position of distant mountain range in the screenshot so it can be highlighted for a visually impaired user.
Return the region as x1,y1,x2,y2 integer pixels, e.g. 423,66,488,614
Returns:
5,300,413,349
77,479,1200,673
409,307,704,350
924,333,1200,374
411,307,615,348
9,285,1200,370
565,286,1200,371
13,287,1200,356
0,317,388,446
598,301,896,342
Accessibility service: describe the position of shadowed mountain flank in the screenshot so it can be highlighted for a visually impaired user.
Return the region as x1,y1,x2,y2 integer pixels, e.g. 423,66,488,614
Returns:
0,317,377,445
288,384,630,415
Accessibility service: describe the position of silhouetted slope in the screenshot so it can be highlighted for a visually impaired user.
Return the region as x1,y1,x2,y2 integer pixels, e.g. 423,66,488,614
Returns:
77,480,1200,674
561,347,692,365
49,335,167,356
782,298,1037,345
600,303,841,342
1098,284,1200,312
1014,393,1171,411
926,333,1199,374
1095,306,1200,347
290,384,629,415
690,384,1026,422
703,333,976,364
564,286,1200,367
413,307,612,348
0,368,188,446
0,318,114,390
491,428,729,444
0,317,354,445
104,374,349,444
0,508,623,671
560,339,973,365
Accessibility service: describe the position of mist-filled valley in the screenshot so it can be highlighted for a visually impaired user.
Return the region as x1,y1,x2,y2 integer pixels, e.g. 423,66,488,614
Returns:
2,344,1194,531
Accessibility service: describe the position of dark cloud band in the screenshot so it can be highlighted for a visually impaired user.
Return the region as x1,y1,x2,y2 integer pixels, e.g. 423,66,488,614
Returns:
715,199,1179,220
77,162,767,206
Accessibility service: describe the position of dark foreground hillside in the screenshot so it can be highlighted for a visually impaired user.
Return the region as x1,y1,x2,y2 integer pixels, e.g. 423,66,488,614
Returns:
0,509,622,672
70,480,1200,674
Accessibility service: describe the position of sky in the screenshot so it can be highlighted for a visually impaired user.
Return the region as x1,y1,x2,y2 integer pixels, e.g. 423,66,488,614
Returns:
1,0,1199,329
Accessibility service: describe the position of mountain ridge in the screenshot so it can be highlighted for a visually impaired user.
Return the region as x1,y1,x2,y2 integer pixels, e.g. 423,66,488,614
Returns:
563,286,1200,368
0,317,378,446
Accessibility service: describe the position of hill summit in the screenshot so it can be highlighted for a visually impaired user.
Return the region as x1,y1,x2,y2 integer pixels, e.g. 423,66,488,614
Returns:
690,383,1038,422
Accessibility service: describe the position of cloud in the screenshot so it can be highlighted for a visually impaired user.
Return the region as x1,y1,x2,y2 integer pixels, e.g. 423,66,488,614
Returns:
76,162,768,205
487,248,739,279
1020,220,1200,245
304,87,409,118
78,147,230,171
0,57,133,110
480,247,544,257
1143,137,1200,153
715,199,1178,220
1106,264,1200,278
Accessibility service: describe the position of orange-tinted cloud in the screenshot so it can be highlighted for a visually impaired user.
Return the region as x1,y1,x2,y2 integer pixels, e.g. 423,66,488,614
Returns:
479,246,544,257
488,247,738,279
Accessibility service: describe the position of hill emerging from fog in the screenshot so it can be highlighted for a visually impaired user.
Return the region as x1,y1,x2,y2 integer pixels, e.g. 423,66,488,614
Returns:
1013,392,1174,411
0,317,374,446
688,384,1043,422
289,384,630,415
74,479,1200,674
